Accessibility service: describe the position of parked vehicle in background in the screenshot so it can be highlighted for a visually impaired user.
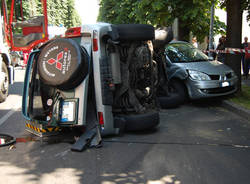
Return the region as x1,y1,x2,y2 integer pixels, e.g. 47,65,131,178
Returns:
164,41,238,101
0,13,14,102
1,0,49,66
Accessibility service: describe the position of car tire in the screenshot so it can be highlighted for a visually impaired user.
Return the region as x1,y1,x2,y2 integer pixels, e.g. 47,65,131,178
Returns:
111,24,155,41
0,62,9,103
37,38,89,90
157,93,182,109
121,111,159,132
157,79,187,109
168,79,187,104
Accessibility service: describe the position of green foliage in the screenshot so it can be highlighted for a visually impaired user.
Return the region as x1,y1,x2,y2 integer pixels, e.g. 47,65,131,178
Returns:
46,0,81,28
230,85,250,110
9,0,82,28
219,0,250,22
98,0,227,42
98,0,139,24
134,0,222,42
64,0,81,28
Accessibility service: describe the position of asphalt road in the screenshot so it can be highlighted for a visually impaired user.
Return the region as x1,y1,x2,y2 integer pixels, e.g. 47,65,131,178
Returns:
0,68,250,184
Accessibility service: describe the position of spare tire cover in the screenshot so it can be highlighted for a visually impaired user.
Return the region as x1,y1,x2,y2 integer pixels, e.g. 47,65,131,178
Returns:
38,38,89,90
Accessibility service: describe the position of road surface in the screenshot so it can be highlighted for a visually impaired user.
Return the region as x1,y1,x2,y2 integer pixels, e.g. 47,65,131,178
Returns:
0,68,250,184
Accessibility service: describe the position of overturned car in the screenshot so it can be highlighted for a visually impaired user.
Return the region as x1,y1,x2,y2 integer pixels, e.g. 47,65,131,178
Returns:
22,23,161,150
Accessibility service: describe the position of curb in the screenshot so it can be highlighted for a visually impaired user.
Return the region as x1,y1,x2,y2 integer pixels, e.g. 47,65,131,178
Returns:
221,100,250,121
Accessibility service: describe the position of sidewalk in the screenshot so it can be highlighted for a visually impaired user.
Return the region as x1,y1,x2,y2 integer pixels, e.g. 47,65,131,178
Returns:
222,77,250,121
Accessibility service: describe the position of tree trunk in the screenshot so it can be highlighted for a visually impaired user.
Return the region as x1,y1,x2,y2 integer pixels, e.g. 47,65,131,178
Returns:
225,0,242,91
178,19,190,42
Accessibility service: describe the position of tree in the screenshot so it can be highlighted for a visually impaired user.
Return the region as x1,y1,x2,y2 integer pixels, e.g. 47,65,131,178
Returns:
64,0,81,28
98,0,139,24
220,0,250,91
11,0,82,28
46,0,81,28
98,0,226,42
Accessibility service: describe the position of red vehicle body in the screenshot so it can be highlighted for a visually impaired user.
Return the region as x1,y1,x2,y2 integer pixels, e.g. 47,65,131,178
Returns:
1,0,49,65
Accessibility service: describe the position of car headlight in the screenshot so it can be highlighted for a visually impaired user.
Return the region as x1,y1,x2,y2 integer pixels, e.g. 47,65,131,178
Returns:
188,70,211,81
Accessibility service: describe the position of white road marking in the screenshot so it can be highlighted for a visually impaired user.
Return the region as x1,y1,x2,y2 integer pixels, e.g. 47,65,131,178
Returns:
0,101,21,126
0,110,16,126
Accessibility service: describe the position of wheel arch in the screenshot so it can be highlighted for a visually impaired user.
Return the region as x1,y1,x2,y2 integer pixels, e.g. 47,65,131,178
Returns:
169,77,189,99
1,53,11,66
1,53,13,84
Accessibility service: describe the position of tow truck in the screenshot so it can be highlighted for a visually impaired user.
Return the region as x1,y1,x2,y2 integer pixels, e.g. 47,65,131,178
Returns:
0,0,49,102
1,0,49,65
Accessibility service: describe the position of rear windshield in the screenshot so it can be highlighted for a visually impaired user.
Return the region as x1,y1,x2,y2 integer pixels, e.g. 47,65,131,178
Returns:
165,42,209,63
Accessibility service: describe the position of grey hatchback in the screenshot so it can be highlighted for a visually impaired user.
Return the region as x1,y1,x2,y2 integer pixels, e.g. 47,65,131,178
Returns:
164,41,238,100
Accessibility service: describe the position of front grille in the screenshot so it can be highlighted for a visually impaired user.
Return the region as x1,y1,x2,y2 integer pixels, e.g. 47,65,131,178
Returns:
201,86,235,94
226,72,232,79
209,75,220,80
209,72,232,81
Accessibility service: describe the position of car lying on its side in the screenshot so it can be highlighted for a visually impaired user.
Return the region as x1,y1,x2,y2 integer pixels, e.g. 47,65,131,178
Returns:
22,23,160,148
163,41,238,102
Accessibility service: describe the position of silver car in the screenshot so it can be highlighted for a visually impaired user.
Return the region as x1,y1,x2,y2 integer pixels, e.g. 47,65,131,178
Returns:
164,41,238,100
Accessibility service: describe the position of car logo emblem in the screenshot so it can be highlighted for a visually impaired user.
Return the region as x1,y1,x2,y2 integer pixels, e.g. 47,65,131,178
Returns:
47,51,64,70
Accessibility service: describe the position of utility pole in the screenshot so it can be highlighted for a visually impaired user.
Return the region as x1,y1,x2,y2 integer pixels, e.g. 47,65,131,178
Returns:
208,2,215,57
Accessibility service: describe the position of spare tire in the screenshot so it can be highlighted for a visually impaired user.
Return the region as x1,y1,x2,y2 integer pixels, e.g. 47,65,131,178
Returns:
124,111,160,131
110,24,155,41
38,38,89,90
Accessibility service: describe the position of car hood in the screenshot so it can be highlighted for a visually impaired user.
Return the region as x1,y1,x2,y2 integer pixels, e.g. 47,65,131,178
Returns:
175,60,233,75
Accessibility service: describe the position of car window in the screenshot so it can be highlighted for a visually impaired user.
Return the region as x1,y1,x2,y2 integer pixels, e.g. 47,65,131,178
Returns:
165,43,209,63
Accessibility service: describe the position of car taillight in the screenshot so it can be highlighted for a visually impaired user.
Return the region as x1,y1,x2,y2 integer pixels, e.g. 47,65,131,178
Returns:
65,27,81,38
93,30,98,52
98,112,104,126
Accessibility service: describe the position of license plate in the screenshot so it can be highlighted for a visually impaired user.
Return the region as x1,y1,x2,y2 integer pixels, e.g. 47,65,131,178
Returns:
61,101,76,122
221,81,229,87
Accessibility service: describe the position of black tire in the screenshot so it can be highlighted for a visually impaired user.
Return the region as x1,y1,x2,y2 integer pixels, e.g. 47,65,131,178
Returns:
122,111,159,132
111,24,155,41
158,80,187,109
0,62,9,102
158,93,182,109
37,38,89,90
168,80,187,103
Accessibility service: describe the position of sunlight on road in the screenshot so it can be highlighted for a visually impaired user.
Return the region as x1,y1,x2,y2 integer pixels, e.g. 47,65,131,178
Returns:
14,68,26,82
147,175,181,184
0,94,22,110
0,68,24,126
101,171,181,184
0,162,83,184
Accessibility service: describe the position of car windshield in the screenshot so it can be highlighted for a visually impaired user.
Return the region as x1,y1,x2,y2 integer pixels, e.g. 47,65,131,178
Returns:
165,42,209,63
